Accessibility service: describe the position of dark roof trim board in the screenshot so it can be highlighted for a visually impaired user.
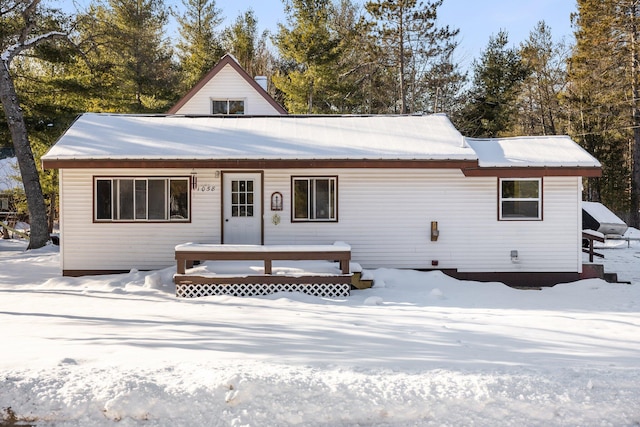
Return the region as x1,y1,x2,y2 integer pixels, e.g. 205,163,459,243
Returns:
462,166,602,178
41,158,478,170
167,54,288,115
41,158,601,177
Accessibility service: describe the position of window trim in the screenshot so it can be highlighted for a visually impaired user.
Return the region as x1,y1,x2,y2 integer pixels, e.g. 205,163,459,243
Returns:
211,98,246,115
291,176,338,223
93,176,192,223
498,177,543,221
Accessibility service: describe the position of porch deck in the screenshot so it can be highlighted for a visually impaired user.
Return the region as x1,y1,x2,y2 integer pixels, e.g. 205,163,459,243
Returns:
174,243,353,298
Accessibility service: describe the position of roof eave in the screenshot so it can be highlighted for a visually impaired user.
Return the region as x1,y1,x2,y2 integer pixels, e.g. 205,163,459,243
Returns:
41,158,478,170
461,166,602,178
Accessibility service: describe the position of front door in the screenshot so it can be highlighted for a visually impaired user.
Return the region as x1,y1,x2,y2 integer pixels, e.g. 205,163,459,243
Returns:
223,172,262,244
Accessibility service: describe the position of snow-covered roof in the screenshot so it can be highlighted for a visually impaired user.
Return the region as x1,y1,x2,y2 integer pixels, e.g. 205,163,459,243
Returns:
43,113,475,161
466,136,601,168
582,201,626,225
42,113,602,174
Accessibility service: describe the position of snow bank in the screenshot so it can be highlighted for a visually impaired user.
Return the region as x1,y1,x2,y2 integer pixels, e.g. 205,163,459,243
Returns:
3,363,638,427
1,241,639,426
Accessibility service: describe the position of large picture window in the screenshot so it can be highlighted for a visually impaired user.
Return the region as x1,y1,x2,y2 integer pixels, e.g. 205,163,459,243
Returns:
292,176,337,222
95,177,189,222
212,99,245,115
499,178,542,220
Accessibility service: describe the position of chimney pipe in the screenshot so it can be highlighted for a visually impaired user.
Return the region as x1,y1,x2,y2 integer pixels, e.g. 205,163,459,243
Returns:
255,76,268,91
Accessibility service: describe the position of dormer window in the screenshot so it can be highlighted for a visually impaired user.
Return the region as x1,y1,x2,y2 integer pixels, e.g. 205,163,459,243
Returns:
212,99,245,115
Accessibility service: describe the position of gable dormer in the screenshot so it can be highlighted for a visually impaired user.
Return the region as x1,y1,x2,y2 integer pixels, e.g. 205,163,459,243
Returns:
168,54,287,115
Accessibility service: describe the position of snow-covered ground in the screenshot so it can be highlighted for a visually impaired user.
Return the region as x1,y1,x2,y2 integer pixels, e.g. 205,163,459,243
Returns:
1,234,639,426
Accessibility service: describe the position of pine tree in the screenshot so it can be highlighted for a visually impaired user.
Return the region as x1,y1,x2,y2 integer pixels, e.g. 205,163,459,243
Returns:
567,0,636,220
273,0,341,113
456,31,529,137
83,0,178,113
311,0,375,113
175,0,225,91
365,0,459,114
516,21,568,136
420,43,467,116
221,9,273,78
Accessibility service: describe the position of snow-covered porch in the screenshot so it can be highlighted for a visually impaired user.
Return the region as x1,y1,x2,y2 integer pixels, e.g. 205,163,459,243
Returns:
173,242,356,298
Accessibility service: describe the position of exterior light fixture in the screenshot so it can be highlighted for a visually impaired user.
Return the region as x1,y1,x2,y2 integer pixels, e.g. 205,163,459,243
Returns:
430,221,439,241
191,171,198,190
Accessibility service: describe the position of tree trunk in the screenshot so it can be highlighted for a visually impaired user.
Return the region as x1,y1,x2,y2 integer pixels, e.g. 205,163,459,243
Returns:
631,3,640,228
48,190,56,234
398,6,408,114
307,76,314,114
0,64,50,249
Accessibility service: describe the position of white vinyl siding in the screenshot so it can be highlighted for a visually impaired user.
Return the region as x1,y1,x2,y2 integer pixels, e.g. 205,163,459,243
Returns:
173,65,281,115
263,170,581,273
59,169,220,271
59,168,582,274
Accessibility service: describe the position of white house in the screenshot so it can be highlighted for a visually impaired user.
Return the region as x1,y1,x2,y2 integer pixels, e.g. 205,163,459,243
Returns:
41,113,601,287
167,54,287,116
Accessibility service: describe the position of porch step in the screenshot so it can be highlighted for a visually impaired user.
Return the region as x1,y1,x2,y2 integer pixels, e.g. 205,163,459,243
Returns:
604,272,631,284
351,272,373,289
581,263,631,284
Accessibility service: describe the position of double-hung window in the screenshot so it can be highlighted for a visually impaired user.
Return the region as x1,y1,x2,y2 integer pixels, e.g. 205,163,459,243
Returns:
292,176,337,222
212,99,245,115
499,178,542,220
95,177,189,222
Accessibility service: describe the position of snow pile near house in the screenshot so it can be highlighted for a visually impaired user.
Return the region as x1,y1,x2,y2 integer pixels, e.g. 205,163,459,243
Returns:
1,239,640,426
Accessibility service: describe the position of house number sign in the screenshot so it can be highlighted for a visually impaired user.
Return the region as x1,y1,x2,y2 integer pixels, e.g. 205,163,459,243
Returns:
196,184,216,192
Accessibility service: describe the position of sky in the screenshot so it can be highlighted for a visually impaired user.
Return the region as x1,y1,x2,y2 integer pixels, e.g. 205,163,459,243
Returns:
61,0,577,71
213,0,578,68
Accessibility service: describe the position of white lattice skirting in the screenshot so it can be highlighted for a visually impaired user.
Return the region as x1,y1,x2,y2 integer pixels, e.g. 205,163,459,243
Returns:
177,282,351,298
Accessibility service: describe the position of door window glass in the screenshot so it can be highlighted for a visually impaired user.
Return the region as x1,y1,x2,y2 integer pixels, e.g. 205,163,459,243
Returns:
231,179,254,217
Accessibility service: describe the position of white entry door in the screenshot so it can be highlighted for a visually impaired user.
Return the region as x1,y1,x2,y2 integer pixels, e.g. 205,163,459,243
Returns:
223,172,262,244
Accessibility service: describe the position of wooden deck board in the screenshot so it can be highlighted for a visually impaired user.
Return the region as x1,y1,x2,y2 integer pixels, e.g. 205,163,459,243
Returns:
174,274,352,285
175,243,351,275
